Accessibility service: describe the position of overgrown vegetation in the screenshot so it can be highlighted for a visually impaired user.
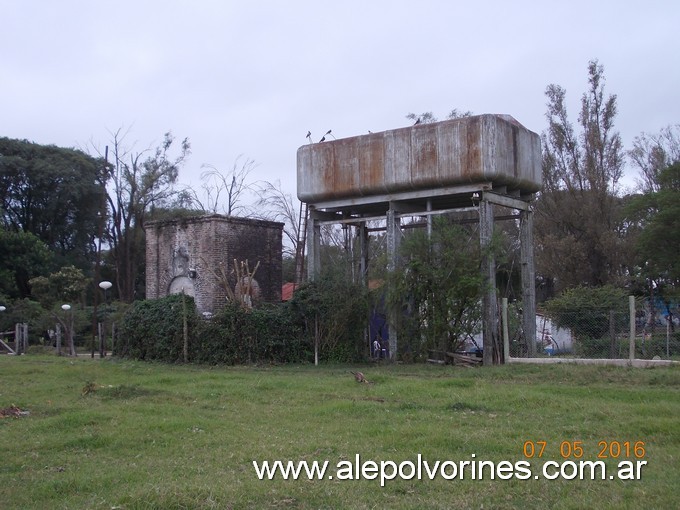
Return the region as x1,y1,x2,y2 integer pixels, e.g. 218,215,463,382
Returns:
289,268,369,363
386,218,496,357
117,293,200,362
543,286,630,357
193,302,306,364
116,272,369,364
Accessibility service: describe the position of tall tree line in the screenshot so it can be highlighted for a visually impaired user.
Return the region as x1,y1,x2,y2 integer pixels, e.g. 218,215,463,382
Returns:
1,59,679,310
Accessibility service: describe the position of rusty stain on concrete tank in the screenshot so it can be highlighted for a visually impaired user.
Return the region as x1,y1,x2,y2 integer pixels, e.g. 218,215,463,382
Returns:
297,114,541,203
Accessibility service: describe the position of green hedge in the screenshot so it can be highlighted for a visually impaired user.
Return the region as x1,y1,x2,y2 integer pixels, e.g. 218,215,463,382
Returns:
117,294,198,362
191,303,308,364
118,273,372,364
117,296,308,364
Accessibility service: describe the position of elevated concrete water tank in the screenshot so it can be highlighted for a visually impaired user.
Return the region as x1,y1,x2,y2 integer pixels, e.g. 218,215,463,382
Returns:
297,114,541,203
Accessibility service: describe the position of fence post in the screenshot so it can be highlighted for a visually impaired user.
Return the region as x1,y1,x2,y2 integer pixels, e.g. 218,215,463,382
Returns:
502,298,510,363
56,323,62,356
629,296,635,361
609,310,616,359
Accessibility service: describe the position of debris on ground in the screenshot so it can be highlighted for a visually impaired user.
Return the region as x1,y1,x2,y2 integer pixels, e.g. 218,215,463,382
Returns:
0,405,30,418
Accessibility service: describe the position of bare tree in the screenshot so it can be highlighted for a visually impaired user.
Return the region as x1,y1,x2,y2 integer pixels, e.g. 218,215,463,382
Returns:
95,128,190,302
406,109,473,124
629,125,680,193
189,155,257,216
254,180,300,257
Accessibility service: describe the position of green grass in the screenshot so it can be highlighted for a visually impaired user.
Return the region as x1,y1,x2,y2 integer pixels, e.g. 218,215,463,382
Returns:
0,356,678,509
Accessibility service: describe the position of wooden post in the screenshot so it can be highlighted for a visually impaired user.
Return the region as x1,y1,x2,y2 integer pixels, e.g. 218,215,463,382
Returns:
520,208,536,357
182,290,188,363
609,310,616,359
666,314,671,359
479,198,498,366
386,205,401,361
56,323,62,356
502,297,510,363
68,314,76,357
629,296,635,361
314,314,319,366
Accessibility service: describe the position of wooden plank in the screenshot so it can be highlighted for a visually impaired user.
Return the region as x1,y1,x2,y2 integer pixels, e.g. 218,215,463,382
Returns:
0,338,15,354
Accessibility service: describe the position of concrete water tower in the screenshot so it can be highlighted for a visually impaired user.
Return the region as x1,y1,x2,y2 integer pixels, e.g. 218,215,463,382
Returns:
297,114,542,364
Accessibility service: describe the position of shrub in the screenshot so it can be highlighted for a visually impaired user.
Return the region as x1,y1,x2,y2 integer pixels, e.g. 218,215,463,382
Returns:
118,296,307,365
117,294,199,362
289,270,369,363
192,303,306,365
544,285,628,340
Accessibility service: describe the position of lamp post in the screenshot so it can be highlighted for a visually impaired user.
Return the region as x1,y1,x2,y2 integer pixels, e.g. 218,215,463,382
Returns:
99,281,112,357
61,304,73,356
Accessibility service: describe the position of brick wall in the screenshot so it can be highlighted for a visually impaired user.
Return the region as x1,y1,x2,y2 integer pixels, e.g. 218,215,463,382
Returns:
145,214,283,315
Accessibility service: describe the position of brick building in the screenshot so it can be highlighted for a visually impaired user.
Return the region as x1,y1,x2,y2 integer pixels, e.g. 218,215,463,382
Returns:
145,214,283,315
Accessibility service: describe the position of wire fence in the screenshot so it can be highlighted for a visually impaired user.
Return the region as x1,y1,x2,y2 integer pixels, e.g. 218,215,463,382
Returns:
507,297,679,360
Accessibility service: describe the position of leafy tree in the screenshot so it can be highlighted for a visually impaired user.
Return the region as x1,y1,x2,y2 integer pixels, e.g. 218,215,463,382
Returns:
0,229,53,299
535,60,629,293
627,163,680,302
387,218,491,357
544,285,627,340
96,129,190,302
0,137,106,268
29,265,89,309
289,266,368,363
29,265,89,356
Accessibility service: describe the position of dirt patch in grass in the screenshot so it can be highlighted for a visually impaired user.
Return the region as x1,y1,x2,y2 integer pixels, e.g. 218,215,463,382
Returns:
448,401,492,413
82,383,160,400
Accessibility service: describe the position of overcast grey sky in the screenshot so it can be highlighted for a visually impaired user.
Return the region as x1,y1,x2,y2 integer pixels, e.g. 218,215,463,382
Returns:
2,0,678,202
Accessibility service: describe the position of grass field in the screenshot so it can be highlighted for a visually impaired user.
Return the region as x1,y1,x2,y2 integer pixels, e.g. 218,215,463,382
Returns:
0,355,678,509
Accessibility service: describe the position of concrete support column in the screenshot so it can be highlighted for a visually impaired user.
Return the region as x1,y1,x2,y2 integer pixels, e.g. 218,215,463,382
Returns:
386,205,401,360
520,207,536,357
307,207,321,282
358,222,369,287
480,197,499,365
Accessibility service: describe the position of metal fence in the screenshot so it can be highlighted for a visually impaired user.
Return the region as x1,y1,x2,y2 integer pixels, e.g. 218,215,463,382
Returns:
506,297,679,360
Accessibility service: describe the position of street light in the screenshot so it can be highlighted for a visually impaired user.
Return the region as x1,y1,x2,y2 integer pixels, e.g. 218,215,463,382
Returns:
98,281,112,357
61,304,72,356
